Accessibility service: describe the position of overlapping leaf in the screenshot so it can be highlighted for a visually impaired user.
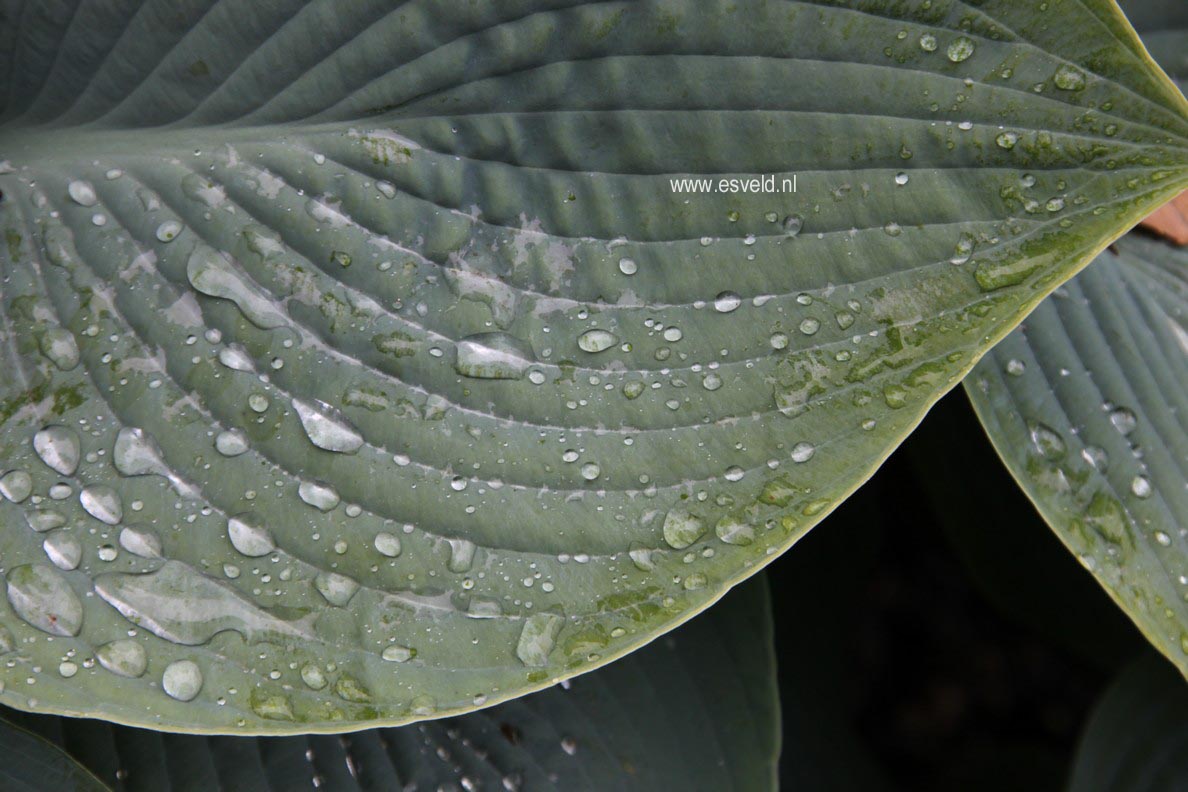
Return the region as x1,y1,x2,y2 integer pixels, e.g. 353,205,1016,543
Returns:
0,577,778,792
1068,654,1188,791
966,2,1188,675
0,0,1186,731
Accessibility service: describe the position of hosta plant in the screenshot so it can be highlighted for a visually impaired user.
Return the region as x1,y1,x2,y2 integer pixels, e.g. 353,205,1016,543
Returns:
0,0,1186,787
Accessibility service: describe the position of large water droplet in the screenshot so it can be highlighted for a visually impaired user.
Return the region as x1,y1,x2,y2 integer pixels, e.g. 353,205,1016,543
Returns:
119,525,163,558
95,561,312,645
162,660,203,701
374,532,402,558
43,531,82,570
112,427,170,478
33,426,80,476
1053,65,1086,91
447,538,476,572
1029,423,1066,460
1109,407,1137,436
516,612,564,666
298,481,340,512
663,509,705,549
186,246,286,330
315,572,360,606
6,564,83,636
578,329,618,353
455,333,535,379
946,36,975,62
39,328,80,370
96,639,147,678
715,515,754,545
382,644,414,662
227,513,275,556
713,291,742,313
67,181,97,207
215,429,249,457
292,398,364,454
80,485,123,525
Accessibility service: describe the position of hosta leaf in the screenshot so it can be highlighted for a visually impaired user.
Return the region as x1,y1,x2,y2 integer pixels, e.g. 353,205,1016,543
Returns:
0,717,107,792
967,234,1188,674
966,2,1188,675
3,577,778,791
0,0,1186,731
1068,654,1188,791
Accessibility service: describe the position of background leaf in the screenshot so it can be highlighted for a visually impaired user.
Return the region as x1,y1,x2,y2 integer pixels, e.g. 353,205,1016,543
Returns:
1068,652,1188,792
0,0,1186,731
3,576,778,792
0,717,108,792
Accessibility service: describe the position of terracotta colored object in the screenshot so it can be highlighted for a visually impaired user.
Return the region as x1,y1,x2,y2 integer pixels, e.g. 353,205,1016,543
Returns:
1139,190,1188,246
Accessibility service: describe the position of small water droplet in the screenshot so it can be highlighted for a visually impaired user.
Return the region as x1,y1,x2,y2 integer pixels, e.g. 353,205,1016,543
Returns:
618,257,638,275
516,613,563,666
663,509,705,549
215,429,249,456
314,572,359,606
43,532,82,571
919,33,938,52
96,639,147,678
1109,407,1137,435
381,645,414,663
1053,64,1086,91
1131,476,1152,499
39,328,80,370
455,333,535,379
374,532,402,558
156,221,183,242
783,214,803,236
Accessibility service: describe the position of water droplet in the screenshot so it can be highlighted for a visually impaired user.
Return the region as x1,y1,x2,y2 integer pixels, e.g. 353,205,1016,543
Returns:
702,372,723,391
292,398,363,454
715,515,754,545
156,221,183,242
162,660,203,701
186,246,286,330
25,509,65,532
618,257,638,275
578,329,618,353
1029,423,1066,460
516,613,564,666
946,37,975,62
455,333,535,379
663,509,705,549
181,173,225,208
80,485,123,525
68,181,97,207
995,132,1018,150
43,532,82,571
1005,359,1026,376
663,327,683,343
783,215,803,236
217,345,255,372
580,463,601,482
1081,446,1108,471
919,33,938,52
33,426,81,476
301,664,327,689
39,328,80,370
1131,476,1152,499
382,645,414,662
228,513,275,557
724,465,745,482
622,380,644,399
215,429,249,456
59,661,78,678
112,427,170,478
713,291,742,313
1053,65,1086,91
298,481,340,512
1109,407,1137,436
791,441,816,463
799,318,820,335
769,332,789,350
447,538,476,572
374,532,402,557
96,639,147,678
314,572,359,606
119,526,163,558
6,564,83,636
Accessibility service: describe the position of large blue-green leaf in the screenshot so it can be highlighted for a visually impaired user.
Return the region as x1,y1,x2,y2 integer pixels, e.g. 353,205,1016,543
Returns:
966,0,1188,675
0,0,1186,731
3,577,778,791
